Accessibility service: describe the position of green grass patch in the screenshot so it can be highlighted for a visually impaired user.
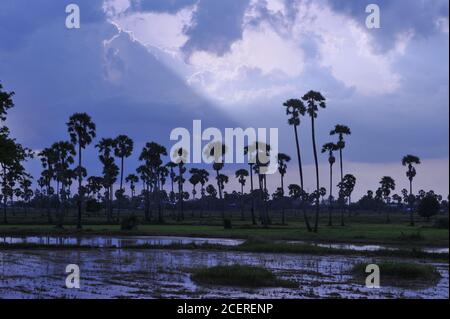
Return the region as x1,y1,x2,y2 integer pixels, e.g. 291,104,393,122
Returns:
191,265,297,288
352,262,442,282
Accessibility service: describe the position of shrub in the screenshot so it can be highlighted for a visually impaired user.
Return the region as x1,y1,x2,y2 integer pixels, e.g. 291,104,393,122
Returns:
433,216,449,229
120,215,139,231
223,218,232,229
418,195,440,221
85,199,102,213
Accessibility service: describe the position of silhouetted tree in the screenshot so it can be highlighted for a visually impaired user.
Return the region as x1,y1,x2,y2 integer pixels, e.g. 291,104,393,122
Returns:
402,154,421,226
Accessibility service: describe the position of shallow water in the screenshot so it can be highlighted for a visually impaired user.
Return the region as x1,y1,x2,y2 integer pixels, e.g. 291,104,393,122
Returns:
0,235,244,247
0,248,447,299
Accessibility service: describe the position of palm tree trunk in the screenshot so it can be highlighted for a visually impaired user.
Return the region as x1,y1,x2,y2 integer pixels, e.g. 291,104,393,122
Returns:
311,117,320,233
339,148,343,181
77,143,82,229
294,125,311,232
409,179,414,226
328,163,333,226
249,164,256,225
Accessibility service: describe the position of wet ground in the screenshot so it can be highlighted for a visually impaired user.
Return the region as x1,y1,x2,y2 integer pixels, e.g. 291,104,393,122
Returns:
0,246,448,299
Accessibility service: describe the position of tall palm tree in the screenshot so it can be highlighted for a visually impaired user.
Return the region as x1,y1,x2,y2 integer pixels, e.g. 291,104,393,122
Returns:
322,142,338,225
302,90,327,233
173,148,188,221
189,170,201,199
380,176,396,223
235,169,249,195
277,153,291,195
330,124,351,183
67,113,96,229
337,173,356,226
96,138,117,222
52,141,75,228
125,174,139,198
113,135,133,202
165,161,177,203
402,154,421,226
244,145,256,225
205,142,227,201
283,98,312,232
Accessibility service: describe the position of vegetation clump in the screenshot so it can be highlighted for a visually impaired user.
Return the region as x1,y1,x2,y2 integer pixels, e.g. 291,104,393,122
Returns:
120,215,139,231
351,261,441,283
191,264,297,288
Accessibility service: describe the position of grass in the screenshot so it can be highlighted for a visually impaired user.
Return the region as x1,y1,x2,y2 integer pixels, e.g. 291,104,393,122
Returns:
191,264,297,288
351,261,442,282
0,221,448,247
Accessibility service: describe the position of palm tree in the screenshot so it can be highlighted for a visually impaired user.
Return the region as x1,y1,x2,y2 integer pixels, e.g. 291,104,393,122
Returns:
165,161,177,203
302,90,327,233
330,125,351,183
337,174,356,226
283,98,314,230
277,153,291,195
67,113,96,229
189,170,201,199
173,148,188,221
96,138,117,222
243,145,257,225
125,174,139,198
113,135,133,205
205,142,227,201
402,154,421,226
380,176,395,223
322,142,338,226
235,169,248,220
52,141,75,228
38,147,57,223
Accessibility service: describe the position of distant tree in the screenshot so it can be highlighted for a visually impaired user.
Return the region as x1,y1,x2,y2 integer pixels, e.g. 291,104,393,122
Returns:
125,174,139,198
0,83,14,121
189,170,201,199
96,138,118,222
402,154,421,226
235,169,249,195
418,195,440,221
337,174,356,226
303,90,327,233
380,176,396,223
113,135,133,203
277,153,290,195
173,148,188,221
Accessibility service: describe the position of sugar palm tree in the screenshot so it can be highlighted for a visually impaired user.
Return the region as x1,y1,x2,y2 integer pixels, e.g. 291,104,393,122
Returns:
244,145,256,225
235,169,249,195
125,174,139,198
402,154,421,226
189,170,201,199
67,113,96,229
173,148,188,221
283,98,312,232
96,138,117,222
322,142,338,225
277,153,290,195
337,174,356,226
165,161,177,202
205,141,227,201
330,124,351,183
113,135,133,201
302,90,327,233
52,141,75,228
380,176,396,223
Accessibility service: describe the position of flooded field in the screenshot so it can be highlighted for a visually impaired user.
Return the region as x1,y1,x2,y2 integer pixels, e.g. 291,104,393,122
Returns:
0,246,448,299
0,236,244,247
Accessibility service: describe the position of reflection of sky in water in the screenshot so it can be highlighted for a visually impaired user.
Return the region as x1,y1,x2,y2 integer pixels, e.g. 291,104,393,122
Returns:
0,249,448,299
0,236,244,247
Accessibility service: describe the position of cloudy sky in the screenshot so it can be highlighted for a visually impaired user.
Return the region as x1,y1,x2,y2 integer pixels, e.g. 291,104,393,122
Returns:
0,0,448,199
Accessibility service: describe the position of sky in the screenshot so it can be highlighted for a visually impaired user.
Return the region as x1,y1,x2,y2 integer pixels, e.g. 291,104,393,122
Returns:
0,0,448,199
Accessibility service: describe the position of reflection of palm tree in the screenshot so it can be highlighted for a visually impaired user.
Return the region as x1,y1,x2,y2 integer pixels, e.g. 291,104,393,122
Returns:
67,113,96,229
322,142,338,226
303,91,327,233
283,98,312,232
402,154,421,226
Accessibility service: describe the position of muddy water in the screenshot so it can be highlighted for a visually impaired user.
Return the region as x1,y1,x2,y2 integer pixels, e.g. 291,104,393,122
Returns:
0,248,447,299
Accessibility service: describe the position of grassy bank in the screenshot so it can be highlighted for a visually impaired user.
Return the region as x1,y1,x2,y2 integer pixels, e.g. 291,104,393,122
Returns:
0,222,448,247
191,265,297,288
